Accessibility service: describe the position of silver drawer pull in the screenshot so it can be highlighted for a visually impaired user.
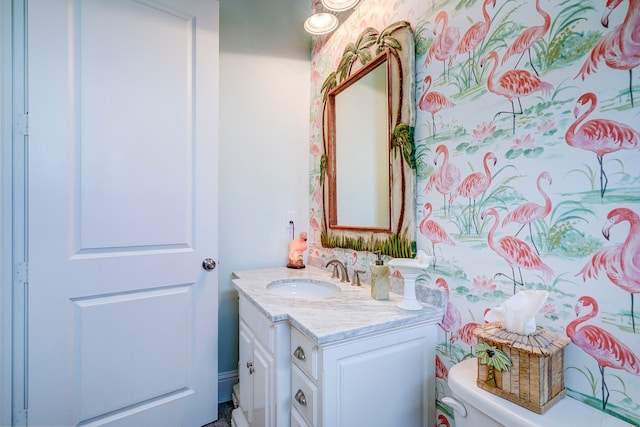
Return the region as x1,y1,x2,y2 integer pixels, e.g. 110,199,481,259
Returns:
293,346,306,361
295,389,307,406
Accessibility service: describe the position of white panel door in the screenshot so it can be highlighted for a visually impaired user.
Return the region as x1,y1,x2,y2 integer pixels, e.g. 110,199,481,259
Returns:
26,0,219,425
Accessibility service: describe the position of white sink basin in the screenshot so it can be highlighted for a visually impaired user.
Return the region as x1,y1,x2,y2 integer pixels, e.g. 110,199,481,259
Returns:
267,278,340,299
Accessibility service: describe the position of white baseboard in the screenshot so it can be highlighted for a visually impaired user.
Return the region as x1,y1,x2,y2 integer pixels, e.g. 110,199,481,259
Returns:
218,369,238,403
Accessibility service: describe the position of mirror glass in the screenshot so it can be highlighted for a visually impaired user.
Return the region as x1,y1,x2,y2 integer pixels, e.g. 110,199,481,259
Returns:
331,56,390,229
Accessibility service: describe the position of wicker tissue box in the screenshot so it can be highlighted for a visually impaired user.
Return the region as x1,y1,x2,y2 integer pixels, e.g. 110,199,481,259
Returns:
473,323,571,414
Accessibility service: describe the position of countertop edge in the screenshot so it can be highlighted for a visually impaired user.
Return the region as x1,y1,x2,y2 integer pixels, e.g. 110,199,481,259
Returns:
232,266,444,345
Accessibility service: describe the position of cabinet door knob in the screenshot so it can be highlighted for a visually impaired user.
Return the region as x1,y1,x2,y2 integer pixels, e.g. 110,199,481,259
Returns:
246,361,254,374
293,346,306,361
295,389,307,406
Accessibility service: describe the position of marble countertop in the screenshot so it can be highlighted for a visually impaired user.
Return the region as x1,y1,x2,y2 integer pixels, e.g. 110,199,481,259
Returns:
232,265,444,345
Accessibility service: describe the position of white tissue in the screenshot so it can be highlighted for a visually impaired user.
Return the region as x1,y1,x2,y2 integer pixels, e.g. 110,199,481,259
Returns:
484,290,548,335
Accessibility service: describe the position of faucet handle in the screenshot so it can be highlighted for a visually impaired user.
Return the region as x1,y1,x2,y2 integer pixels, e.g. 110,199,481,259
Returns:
329,264,339,279
353,269,366,286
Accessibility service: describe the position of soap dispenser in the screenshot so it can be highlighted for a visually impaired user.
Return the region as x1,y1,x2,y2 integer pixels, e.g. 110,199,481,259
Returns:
370,251,389,300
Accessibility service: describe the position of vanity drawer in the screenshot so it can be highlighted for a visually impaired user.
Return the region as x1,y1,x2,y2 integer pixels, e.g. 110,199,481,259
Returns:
291,406,312,427
290,327,318,380
291,364,318,427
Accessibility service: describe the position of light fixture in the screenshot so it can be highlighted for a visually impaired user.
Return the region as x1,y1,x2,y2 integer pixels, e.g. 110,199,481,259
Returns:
304,12,339,35
321,0,360,12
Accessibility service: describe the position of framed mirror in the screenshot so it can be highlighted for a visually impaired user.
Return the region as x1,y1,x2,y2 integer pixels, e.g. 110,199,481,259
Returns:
319,21,417,257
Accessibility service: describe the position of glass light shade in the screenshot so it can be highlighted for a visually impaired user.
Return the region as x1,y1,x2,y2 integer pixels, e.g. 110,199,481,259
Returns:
304,12,339,35
321,0,359,12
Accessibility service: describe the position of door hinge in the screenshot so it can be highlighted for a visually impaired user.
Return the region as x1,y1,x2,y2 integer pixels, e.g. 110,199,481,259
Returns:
15,113,28,136
15,262,28,285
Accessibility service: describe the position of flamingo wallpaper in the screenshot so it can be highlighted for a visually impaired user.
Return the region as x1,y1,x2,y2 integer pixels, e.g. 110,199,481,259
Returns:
306,0,639,425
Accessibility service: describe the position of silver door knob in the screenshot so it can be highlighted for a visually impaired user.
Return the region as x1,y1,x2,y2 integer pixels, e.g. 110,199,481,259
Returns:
202,258,217,271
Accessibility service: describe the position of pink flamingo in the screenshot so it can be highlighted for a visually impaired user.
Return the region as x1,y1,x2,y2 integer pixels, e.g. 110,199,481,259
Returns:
576,0,640,107
578,208,640,332
435,354,449,381
501,0,551,76
437,414,452,427
567,296,640,410
450,322,480,353
480,207,554,293
310,143,321,158
450,152,497,235
419,202,456,267
309,207,321,242
425,10,460,80
424,144,460,216
450,308,490,353
480,50,553,135
502,171,553,255
311,176,322,205
437,277,461,355
456,0,496,85
348,251,358,267
419,75,456,139
565,92,640,198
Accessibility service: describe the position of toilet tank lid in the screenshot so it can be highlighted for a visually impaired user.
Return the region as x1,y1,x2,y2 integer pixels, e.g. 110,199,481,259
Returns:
447,358,634,427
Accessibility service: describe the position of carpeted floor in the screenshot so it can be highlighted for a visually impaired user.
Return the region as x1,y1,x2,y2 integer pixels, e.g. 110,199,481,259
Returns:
202,401,234,427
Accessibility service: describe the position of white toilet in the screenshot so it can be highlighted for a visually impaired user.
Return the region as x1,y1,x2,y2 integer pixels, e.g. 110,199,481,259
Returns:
444,358,633,427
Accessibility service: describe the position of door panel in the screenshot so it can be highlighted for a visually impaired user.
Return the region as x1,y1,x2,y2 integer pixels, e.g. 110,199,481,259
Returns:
27,0,219,425
77,0,194,252
72,286,191,420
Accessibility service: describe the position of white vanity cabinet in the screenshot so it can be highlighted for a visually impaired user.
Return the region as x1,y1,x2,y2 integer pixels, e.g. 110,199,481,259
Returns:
232,267,443,427
290,324,437,427
235,295,291,427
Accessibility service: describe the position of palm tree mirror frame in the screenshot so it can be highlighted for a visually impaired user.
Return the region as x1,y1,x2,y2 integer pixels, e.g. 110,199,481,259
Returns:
319,21,417,257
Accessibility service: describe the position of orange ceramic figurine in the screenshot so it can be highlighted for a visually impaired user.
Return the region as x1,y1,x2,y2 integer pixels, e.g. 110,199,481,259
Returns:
287,231,308,269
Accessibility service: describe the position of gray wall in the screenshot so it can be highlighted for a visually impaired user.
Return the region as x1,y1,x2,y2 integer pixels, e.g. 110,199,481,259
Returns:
218,0,311,397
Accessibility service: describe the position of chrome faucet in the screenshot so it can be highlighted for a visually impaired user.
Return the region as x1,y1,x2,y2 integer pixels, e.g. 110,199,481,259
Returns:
325,259,350,283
